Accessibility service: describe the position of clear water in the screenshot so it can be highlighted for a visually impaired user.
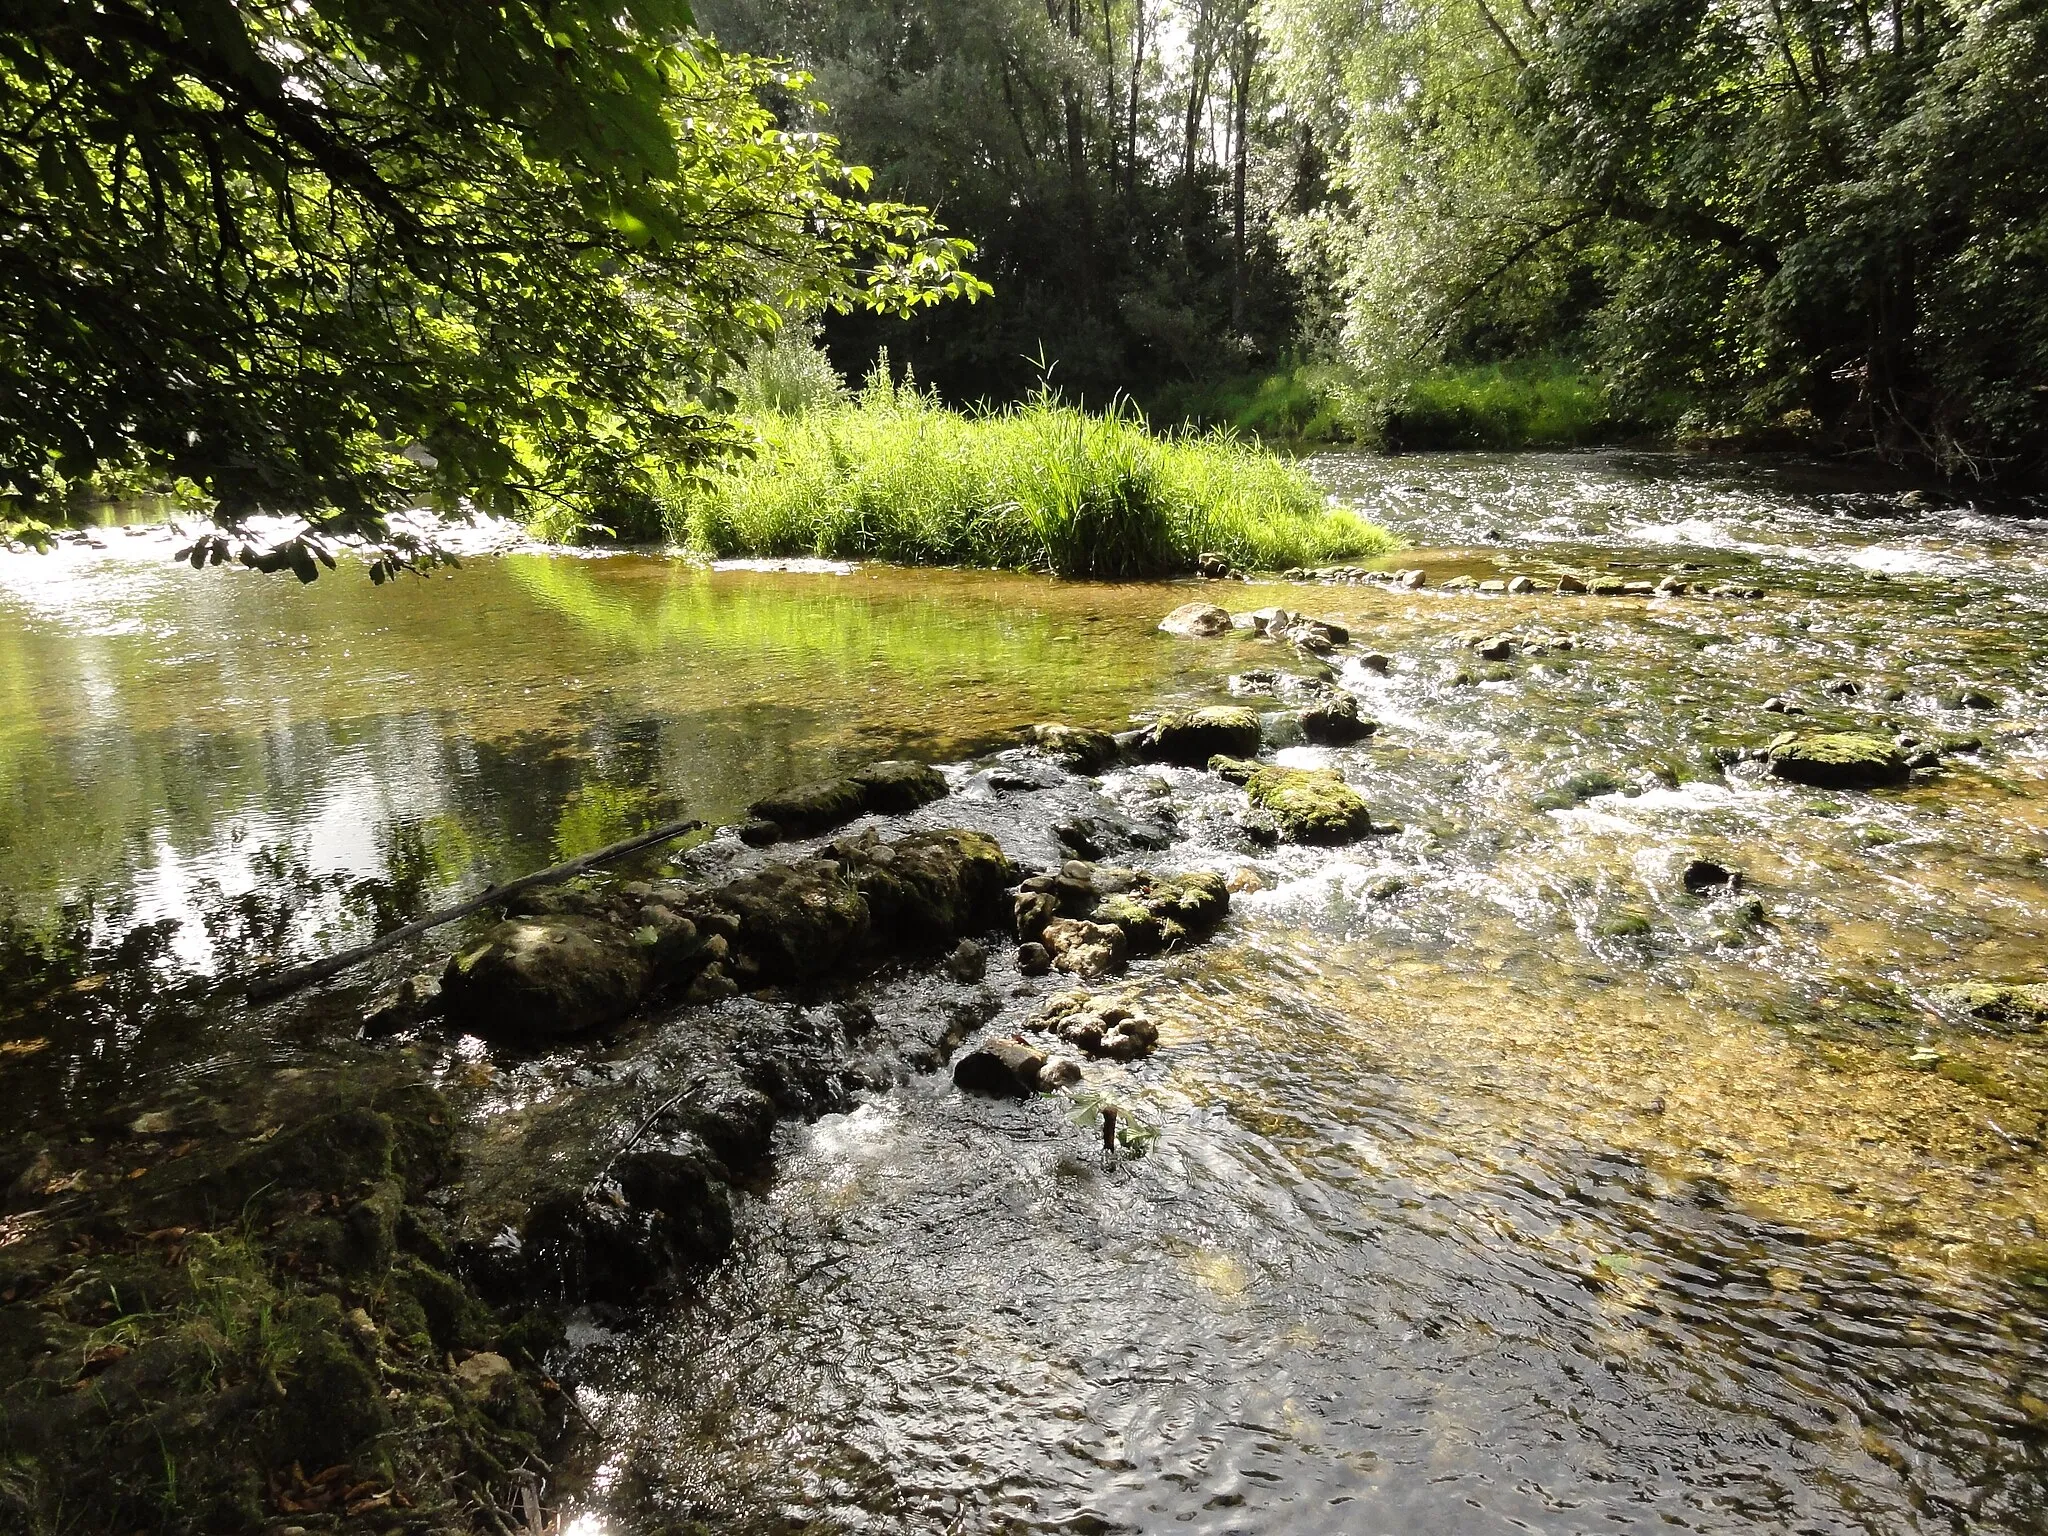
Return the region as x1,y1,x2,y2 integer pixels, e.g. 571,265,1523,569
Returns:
5,454,2047,1532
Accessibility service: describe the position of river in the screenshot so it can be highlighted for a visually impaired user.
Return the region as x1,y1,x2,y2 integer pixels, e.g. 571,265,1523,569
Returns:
4,452,2046,1532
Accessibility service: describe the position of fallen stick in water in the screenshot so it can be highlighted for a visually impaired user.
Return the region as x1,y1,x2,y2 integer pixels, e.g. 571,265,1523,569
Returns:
246,815,705,1002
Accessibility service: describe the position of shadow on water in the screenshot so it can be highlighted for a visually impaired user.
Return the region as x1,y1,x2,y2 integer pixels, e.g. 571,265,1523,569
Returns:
6,452,2048,1531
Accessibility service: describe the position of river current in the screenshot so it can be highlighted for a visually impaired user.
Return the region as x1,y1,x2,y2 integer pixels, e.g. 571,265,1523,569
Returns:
4,452,2046,1532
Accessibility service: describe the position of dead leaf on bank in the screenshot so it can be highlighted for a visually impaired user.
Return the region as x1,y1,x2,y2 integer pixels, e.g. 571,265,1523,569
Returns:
0,1038,50,1058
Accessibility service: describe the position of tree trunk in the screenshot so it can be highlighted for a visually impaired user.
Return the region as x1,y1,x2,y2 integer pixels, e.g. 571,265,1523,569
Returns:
1230,13,1255,332
1062,0,1093,308
1126,0,1146,214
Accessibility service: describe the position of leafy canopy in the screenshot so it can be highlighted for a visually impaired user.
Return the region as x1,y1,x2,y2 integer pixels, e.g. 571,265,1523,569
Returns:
1266,0,2048,476
0,0,986,574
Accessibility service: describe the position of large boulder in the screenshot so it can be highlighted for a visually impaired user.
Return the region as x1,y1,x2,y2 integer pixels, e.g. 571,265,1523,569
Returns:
1160,602,1233,637
1140,706,1263,765
1213,757,1373,844
441,916,652,1044
1764,732,1909,789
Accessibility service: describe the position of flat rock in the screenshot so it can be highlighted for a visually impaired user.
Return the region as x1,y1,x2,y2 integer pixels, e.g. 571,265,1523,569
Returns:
850,759,950,813
1160,601,1233,637
1764,731,1909,789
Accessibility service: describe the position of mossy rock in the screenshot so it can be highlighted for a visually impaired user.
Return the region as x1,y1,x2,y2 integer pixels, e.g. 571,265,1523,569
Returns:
848,759,949,813
1211,756,1372,844
748,775,871,834
1090,871,1230,953
1141,706,1263,766
1026,722,1120,773
1928,982,2048,1034
1595,909,1655,939
1296,692,1377,745
441,915,653,1045
1764,731,1908,789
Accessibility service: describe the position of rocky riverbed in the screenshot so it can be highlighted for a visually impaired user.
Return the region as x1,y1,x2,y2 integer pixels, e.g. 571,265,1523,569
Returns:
6,450,2048,1534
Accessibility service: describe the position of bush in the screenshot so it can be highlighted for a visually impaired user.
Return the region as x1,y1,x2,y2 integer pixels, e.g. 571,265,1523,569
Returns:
658,362,1395,577
1154,357,1652,450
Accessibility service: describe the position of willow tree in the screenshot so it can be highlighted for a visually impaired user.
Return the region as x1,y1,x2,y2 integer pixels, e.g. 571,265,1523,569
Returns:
0,0,985,571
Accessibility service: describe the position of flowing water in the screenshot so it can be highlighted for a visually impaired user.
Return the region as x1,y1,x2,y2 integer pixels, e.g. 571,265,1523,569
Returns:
5,454,2048,1532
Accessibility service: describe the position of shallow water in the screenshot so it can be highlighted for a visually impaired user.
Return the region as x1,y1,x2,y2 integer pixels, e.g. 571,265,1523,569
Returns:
7,453,2048,1531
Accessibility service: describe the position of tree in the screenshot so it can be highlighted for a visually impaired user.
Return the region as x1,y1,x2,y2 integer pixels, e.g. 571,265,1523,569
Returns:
694,0,1306,403
0,0,984,573
1265,0,2048,477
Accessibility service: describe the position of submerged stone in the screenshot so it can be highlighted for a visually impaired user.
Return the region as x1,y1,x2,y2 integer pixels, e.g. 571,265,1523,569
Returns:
1764,732,1909,789
1928,982,2048,1033
1212,756,1373,844
1141,706,1263,765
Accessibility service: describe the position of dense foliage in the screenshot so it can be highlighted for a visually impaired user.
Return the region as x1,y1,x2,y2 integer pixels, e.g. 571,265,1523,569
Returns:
1,0,983,564
695,0,1303,404
1266,0,2048,475
652,351,1394,576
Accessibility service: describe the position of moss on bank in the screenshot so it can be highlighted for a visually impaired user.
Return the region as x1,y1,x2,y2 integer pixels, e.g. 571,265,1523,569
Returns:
0,1073,559,1535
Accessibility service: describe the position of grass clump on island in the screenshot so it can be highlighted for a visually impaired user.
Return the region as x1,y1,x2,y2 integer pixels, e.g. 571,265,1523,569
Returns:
648,346,1395,579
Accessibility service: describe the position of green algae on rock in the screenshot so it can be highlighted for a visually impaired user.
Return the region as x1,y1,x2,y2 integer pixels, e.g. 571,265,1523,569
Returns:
1929,982,2048,1034
1764,731,1909,789
1211,756,1374,844
1140,706,1263,766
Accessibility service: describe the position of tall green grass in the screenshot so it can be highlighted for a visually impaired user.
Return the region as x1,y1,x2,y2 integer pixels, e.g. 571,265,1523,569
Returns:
659,367,1395,578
